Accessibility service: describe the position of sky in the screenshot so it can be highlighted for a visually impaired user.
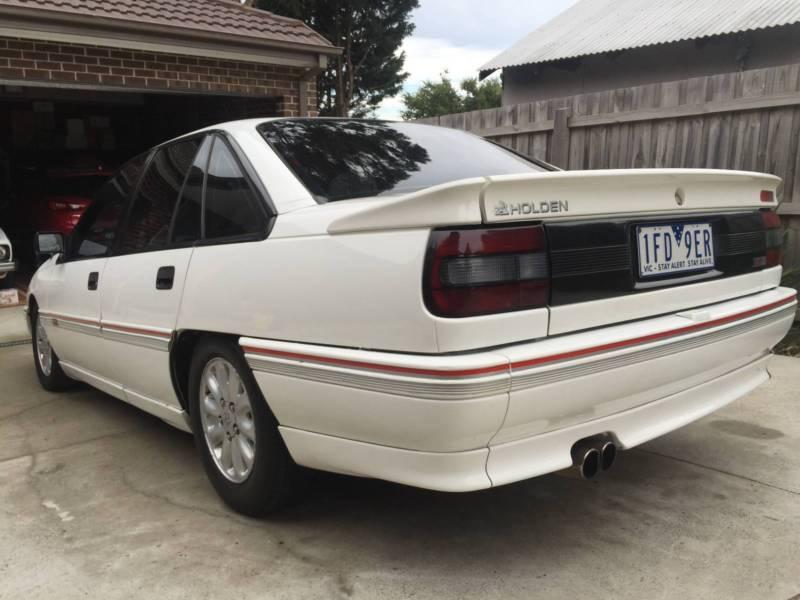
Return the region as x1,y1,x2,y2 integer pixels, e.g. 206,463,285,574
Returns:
376,0,580,119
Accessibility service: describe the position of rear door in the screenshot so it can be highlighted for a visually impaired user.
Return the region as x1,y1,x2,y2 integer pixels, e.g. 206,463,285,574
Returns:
42,156,145,389
100,135,208,409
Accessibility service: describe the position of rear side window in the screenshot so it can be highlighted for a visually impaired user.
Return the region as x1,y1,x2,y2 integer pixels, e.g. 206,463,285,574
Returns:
72,154,147,259
204,137,266,240
171,136,211,245
117,138,201,254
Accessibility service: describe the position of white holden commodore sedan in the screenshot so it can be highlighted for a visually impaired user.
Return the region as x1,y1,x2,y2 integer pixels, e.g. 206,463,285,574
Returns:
28,118,796,515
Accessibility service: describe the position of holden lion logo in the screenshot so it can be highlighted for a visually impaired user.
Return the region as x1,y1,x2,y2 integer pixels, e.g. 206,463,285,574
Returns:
494,200,569,217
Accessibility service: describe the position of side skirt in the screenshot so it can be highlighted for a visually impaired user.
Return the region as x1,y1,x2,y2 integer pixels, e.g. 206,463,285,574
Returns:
60,360,192,433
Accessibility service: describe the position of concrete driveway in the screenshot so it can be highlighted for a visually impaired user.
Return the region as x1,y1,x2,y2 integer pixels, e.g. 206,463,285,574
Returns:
0,343,798,600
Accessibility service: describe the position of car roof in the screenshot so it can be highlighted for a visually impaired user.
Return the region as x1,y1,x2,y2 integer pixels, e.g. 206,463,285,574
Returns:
166,116,406,145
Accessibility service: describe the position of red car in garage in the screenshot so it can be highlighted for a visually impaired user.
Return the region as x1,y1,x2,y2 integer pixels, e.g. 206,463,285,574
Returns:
31,164,112,235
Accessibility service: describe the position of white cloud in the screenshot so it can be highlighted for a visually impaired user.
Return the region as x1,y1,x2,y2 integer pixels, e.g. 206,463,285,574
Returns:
373,0,581,120
412,0,580,48
376,36,501,120
401,37,501,86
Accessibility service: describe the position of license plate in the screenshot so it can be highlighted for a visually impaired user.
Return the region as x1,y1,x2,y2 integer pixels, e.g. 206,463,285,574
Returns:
637,223,715,278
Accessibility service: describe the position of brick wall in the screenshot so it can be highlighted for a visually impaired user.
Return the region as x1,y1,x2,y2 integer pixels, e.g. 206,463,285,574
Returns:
0,36,317,117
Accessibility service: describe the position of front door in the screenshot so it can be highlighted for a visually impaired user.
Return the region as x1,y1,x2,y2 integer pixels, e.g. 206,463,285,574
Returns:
41,256,108,375
100,135,207,410
41,157,144,390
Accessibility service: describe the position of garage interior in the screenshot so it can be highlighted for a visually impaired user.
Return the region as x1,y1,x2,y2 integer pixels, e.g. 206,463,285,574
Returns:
0,84,277,291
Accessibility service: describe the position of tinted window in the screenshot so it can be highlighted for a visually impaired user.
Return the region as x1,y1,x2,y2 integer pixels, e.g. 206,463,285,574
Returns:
258,119,547,203
117,138,201,254
72,155,147,258
171,136,212,245
204,137,265,240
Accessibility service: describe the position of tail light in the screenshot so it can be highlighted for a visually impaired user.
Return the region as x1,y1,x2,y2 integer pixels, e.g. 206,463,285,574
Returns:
424,224,549,318
760,210,783,268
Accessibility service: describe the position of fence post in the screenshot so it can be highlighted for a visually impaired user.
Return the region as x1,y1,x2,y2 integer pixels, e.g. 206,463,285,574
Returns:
551,107,571,169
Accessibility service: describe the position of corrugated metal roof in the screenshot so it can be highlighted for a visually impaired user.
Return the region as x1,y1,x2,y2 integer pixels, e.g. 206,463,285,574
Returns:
481,0,800,72
0,0,336,50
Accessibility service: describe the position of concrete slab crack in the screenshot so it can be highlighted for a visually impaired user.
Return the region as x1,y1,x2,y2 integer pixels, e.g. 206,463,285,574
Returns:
634,448,800,496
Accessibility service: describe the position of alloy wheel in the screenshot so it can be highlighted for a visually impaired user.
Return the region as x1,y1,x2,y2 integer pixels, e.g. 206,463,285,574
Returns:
36,318,53,377
199,357,257,483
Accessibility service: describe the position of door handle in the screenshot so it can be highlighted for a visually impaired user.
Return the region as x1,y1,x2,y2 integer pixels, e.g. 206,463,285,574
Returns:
156,266,175,290
87,271,99,291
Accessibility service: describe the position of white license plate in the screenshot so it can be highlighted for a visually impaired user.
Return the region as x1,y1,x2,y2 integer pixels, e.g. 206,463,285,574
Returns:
637,223,715,278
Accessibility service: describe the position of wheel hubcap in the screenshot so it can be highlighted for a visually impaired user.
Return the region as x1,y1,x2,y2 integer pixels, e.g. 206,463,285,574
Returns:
36,319,53,377
199,358,256,483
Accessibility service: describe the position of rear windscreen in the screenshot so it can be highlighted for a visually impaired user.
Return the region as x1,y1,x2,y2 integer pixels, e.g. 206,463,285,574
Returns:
258,119,548,203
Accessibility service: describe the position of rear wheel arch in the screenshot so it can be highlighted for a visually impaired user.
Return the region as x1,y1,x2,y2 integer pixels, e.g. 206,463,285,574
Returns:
170,330,249,415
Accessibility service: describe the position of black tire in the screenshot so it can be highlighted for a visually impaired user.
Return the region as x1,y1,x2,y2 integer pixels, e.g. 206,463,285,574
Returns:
188,337,300,516
0,273,13,290
31,309,75,392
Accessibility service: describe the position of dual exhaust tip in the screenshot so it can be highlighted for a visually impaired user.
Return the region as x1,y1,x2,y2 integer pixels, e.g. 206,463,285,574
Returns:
570,437,617,480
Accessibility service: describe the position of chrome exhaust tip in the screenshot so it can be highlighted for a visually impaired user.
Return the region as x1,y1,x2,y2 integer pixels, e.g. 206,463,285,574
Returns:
600,441,617,472
571,444,601,480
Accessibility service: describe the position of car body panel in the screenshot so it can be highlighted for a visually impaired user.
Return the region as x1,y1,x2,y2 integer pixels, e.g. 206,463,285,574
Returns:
176,231,445,353
241,288,794,451
37,257,107,372
258,289,794,490
549,265,782,335
99,247,193,410
278,353,769,492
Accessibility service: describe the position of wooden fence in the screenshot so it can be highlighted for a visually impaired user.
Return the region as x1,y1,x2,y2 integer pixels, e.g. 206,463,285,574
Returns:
417,63,800,267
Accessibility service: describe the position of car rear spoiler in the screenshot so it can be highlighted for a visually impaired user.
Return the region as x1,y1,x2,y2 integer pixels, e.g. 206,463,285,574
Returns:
327,169,780,234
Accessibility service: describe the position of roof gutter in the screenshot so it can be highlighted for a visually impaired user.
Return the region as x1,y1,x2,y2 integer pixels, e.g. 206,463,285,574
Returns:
0,6,341,69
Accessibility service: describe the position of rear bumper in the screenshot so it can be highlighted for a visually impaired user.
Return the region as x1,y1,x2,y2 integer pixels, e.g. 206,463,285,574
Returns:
241,287,796,491
279,353,772,491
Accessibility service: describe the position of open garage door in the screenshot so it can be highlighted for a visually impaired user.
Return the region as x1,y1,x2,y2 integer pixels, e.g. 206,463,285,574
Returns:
0,85,278,299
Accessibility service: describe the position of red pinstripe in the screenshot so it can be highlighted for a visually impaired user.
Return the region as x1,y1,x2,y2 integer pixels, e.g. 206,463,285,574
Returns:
44,313,172,340
244,294,797,378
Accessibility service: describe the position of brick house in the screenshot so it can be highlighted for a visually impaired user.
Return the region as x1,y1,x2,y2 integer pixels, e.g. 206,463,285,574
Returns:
0,0,338,278
0,0,338,118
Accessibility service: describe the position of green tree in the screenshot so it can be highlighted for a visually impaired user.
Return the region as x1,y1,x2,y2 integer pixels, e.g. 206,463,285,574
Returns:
257,0,418,117
400,73,463,120
400,74,502,120
460,77,502,112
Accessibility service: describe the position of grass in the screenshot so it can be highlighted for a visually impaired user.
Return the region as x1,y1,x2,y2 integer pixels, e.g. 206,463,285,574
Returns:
774,269,800,357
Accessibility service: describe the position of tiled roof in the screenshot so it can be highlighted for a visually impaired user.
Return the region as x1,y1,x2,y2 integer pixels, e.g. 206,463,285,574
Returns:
0,0,335,50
